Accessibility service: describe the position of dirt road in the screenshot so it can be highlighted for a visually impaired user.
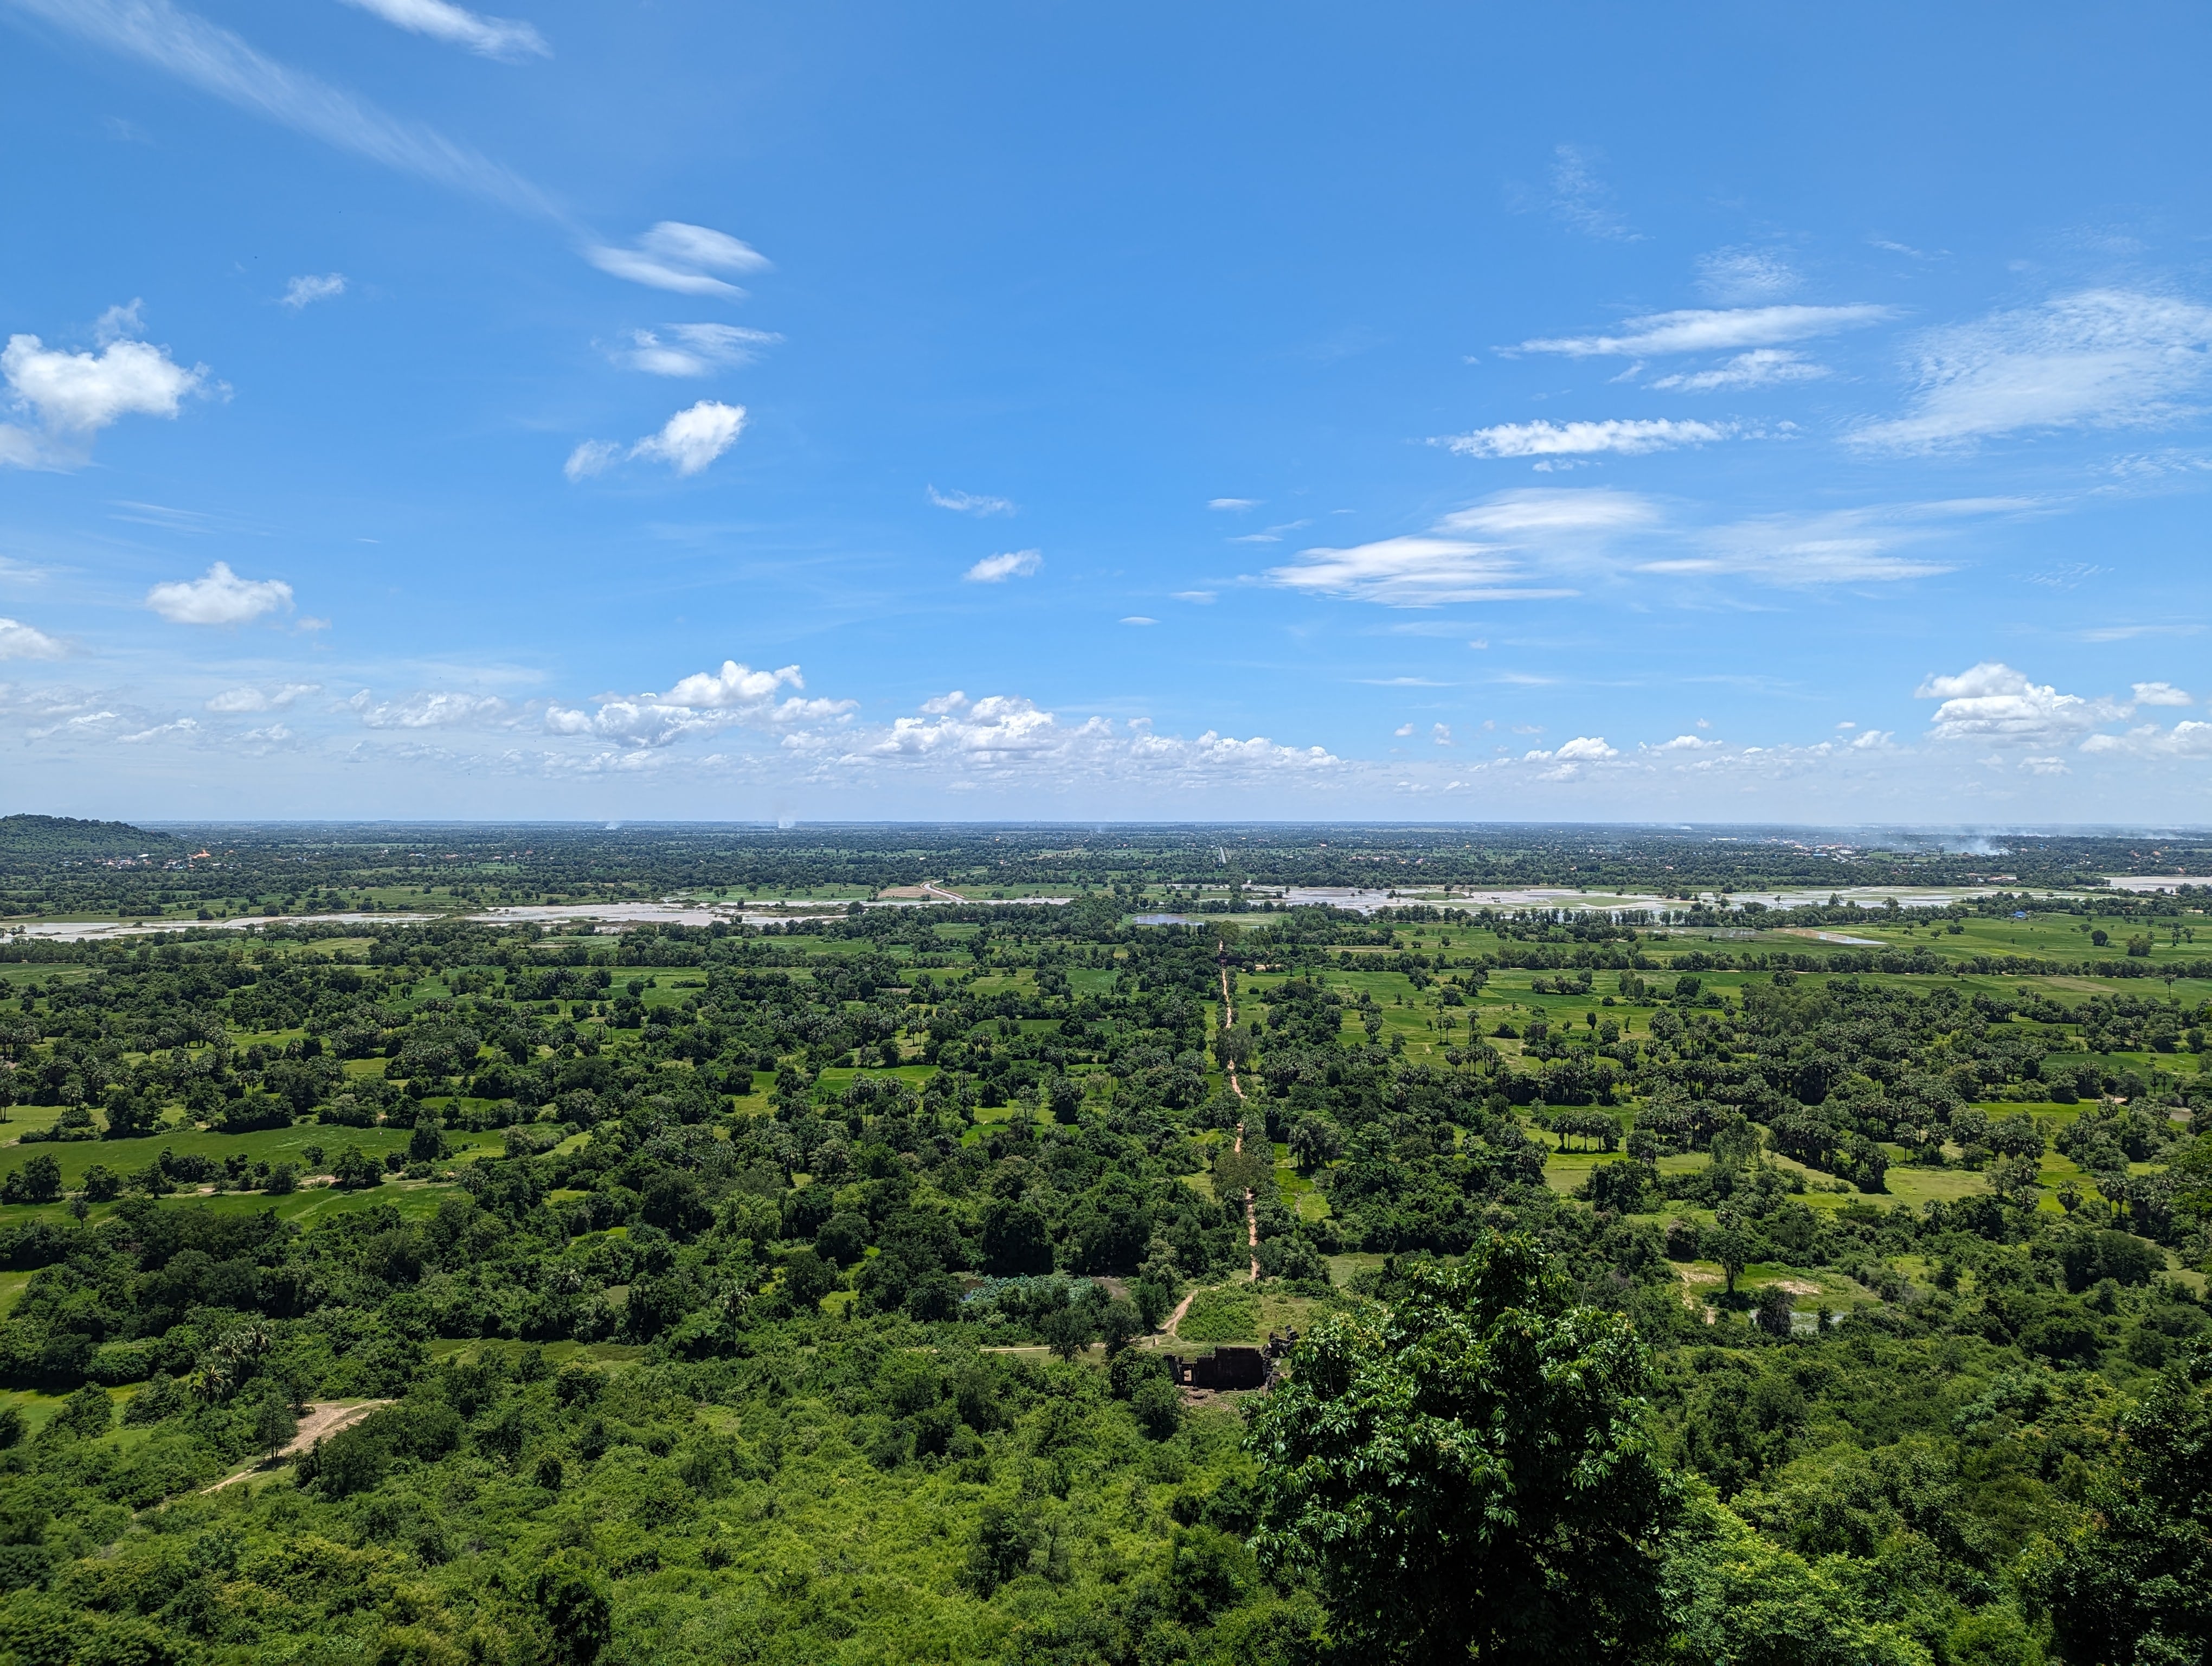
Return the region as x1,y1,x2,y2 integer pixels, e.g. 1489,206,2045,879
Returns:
1219,955,1260,1280
205,1399,391,1491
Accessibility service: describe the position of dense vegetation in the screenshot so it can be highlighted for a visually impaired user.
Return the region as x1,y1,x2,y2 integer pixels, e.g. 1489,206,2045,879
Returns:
5,822,2208,924
0,828,2202,1664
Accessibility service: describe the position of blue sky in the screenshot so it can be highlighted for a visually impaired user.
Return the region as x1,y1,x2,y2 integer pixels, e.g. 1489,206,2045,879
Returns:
4,1,2211,822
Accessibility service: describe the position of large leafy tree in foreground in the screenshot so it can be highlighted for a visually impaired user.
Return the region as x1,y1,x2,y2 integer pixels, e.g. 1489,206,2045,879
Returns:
1246,1235,1676,1665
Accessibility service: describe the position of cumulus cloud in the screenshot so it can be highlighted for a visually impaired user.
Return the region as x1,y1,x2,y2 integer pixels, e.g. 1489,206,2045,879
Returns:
2,315,208,467
1654,734,1719,751
206,682,318,713
1650,349,1828,392
1517,304,1895,358
568,401,745,480
1916,662,2126,745
281,273,345,309
631,401,744,474
542,659,854,750
0,618,65,660
336,0,548,60
585,223,769,297
616,324,779,377
963,549,1043,584
1436,418,1733,458
350,689,509,728
927,486,1015,517
1853,290,2212,451
146,562,293,625
2133,681,2193,706
803,691,1342,789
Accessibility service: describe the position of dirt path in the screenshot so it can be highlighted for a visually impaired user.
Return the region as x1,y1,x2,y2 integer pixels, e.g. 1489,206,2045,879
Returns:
204,1399,390,1491
1219,956,1261,1280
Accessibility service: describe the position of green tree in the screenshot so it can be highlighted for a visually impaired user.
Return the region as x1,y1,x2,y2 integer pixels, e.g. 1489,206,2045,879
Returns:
330,1145,382,1189
2042,1339,2212,1666
251,1393,298,1460
532,1553,612,1666
1248,1233,1676,1665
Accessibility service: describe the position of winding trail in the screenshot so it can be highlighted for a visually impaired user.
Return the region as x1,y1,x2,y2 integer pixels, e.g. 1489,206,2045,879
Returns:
1219,953,1261,1280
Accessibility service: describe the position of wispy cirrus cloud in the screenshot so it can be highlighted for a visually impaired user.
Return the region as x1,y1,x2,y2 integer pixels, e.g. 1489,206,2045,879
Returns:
1515,303,1895,358
584,223,768,297
206,682,319,713
1436,417,1735,459
1851,289,2212,451
963,549,1042,584
615,324,779,377
0,0,557,214
1650,349,1827,392
1265,536,1576,608
280,273,345,310
1547,144,1636,241
336,0,547,61
928,485,1015,517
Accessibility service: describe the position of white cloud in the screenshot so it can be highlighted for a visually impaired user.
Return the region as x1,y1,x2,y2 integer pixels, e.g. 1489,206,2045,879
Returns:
1696,248,1799,304
1654,734,1718,751
335,0,548,60
1548,144,1635,241
1916,662,2126,746
1121,616,1156,626
2132,681,2193,706
1641,503,1976,584
1266,536,1574,608
118,717,197,744
571,403,745,480
351,689,509,729
1208,497,1259,511
2,323,207,467
563,440,621,482
964,549,1043,584
0,618,65,660
281,273,346,310
586,223,769,297
1853,290,2212,451
1650,349,1828,392
1518,734,1617,780
7,0,554,214
616,324,779,377
1436,418,1733,458
630,401,744,475
206,682,318,713
927,485,1015,516
811,691,1342,789
1436,488,1661,541
145,562,293,625
663,661,802,708
542,661,853,750
1432,723,1454,746
1393,723,1415,737
1517,303,1895,357
1851,729,1893,749
1173,591,1217,604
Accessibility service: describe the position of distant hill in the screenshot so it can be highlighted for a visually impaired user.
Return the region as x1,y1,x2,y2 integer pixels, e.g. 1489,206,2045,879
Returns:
0,815,179,864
